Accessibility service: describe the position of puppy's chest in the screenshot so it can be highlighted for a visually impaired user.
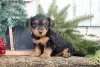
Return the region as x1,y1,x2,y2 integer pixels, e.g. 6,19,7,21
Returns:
32,33,49,44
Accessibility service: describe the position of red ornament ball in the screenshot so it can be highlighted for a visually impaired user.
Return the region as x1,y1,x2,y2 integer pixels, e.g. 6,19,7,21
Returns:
0,37,6,56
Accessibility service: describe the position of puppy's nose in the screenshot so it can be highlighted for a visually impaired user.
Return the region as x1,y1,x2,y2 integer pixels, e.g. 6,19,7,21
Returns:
39,30,42,34
39,27,43,34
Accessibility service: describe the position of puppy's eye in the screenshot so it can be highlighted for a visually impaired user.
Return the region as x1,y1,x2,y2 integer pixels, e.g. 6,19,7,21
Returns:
32,23,38,28
44,21,49,25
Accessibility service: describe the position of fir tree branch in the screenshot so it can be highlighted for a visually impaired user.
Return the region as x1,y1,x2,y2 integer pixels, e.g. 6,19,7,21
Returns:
66,15,93,25
55,4,70,19
62,15,94,28
47,0,56,17
37,5,44,14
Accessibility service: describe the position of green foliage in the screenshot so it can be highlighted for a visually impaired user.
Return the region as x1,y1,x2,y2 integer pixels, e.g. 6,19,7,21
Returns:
87,34,98,37
91,50,100,65
0,0,27,39
37,5,44,15
37,0,99,55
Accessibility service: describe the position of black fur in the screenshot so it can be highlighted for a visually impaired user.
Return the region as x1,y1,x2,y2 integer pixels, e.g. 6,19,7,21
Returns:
46,28,73,56
29,14,85,57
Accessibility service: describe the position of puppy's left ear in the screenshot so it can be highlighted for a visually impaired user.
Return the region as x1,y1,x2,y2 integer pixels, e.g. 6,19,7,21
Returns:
47,17,54,27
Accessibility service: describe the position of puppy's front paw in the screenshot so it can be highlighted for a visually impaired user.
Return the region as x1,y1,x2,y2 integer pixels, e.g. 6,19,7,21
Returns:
30,52,40,57
40,54,50,59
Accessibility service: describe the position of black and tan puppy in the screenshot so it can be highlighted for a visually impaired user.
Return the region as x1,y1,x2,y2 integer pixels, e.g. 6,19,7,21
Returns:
29,14,73,58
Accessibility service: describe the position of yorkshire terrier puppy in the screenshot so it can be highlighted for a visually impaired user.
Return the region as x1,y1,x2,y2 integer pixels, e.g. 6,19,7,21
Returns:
29,14,73,58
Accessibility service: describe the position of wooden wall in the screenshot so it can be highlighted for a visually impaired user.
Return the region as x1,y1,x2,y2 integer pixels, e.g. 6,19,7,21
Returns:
26,0,100,26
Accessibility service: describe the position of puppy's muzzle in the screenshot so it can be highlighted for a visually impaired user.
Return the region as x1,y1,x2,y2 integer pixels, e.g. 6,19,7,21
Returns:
38,27,43,34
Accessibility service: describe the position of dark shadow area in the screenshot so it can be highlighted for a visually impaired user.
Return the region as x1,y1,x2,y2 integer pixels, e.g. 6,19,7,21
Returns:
6,26,34,50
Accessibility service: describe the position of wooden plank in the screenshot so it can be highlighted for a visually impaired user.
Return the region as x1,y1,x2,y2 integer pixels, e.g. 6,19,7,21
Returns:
9,27,15,50
5,50,33,56
91,0,100,26
74,0,91,26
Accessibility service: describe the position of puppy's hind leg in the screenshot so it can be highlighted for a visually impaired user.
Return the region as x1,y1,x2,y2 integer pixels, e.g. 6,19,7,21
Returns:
61,48,71,58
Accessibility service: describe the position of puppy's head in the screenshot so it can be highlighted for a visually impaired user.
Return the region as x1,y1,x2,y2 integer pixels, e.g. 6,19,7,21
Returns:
29,14,53,37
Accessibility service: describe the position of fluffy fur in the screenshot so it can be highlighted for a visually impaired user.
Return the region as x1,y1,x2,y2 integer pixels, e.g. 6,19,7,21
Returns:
29,14,73,58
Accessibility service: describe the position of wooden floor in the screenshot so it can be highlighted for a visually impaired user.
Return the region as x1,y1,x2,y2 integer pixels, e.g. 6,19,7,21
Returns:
5,50,33,56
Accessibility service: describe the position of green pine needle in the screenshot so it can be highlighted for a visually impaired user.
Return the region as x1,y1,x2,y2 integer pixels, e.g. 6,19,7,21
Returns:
0,0,27,41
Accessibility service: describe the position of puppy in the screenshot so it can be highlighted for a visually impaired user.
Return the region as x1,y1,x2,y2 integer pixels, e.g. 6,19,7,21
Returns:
29,14,73,58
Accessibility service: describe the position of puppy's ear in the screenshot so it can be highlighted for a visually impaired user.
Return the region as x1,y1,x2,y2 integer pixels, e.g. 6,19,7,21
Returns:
28,17,34,28
48,17,54,27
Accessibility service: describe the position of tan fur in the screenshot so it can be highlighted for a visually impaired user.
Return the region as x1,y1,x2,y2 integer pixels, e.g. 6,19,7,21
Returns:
62,48,71,58
34,37,49,46
55,48,71,58
42,20,46,24
40,48,52,58
39,37,49,46
31,45,41,57
32,27,47,37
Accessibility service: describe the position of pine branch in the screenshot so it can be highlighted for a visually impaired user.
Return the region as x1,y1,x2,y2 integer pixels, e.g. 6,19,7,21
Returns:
55,4,70,19
0,0,27,40
91,50,100,65
66,15,93,25
37,5,44,14
46,0,56,17
61,15,93,29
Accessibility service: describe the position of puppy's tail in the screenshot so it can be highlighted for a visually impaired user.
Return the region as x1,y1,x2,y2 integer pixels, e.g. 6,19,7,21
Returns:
72,49,86,57
72,52,86,57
